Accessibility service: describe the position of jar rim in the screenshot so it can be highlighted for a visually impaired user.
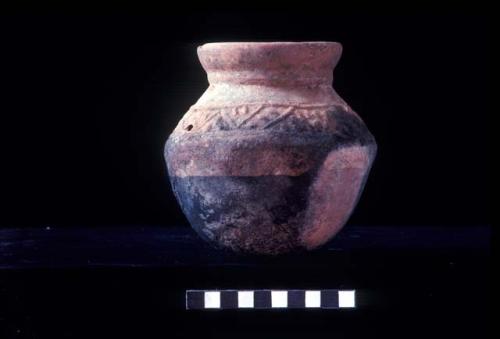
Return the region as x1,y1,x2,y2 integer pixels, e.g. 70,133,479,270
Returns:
199,41,341,49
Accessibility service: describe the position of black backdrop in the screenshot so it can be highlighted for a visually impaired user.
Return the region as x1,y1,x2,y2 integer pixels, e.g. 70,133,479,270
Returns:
0,11,490,228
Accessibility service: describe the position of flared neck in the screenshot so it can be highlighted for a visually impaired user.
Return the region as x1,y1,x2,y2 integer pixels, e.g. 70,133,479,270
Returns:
197,42,343,86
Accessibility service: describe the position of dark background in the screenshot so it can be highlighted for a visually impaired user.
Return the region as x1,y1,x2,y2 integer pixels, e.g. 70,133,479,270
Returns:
0,11,490,229
0,11,491,339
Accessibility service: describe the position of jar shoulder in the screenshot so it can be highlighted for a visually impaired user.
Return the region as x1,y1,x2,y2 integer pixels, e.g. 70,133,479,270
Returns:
172,102,373,137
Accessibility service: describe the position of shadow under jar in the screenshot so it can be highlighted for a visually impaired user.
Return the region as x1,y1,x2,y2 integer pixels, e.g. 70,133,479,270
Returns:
165,42,377,255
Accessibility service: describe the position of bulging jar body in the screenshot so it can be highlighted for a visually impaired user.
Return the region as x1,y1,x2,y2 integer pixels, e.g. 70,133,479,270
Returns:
165,42,376,255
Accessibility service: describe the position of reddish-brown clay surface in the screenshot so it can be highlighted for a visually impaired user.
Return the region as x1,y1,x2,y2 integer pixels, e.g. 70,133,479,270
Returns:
165,42,376,255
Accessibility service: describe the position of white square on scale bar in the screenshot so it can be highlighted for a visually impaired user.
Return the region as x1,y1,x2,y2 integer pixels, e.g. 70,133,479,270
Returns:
238,291,254,308
338,290,356,308
271,291,288,308
305,290,321,308
204,291,221,309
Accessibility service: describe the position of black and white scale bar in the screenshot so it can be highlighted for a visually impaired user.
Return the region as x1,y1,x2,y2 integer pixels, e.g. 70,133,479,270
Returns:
186,289,355,310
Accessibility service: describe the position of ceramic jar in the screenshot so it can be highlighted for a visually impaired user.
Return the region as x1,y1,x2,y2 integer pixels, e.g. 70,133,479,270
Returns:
165,42,376,255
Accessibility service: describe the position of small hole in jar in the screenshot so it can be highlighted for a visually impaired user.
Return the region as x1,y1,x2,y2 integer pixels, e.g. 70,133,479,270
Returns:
186,124,193,131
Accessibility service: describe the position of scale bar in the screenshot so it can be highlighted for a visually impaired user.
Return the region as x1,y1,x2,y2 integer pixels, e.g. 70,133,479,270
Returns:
186,289,355,310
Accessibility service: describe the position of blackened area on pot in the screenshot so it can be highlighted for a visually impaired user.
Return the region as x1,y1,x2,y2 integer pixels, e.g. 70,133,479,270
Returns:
164,130,336,178
170,172,313,255
331,109,376,146
164,106,377,254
